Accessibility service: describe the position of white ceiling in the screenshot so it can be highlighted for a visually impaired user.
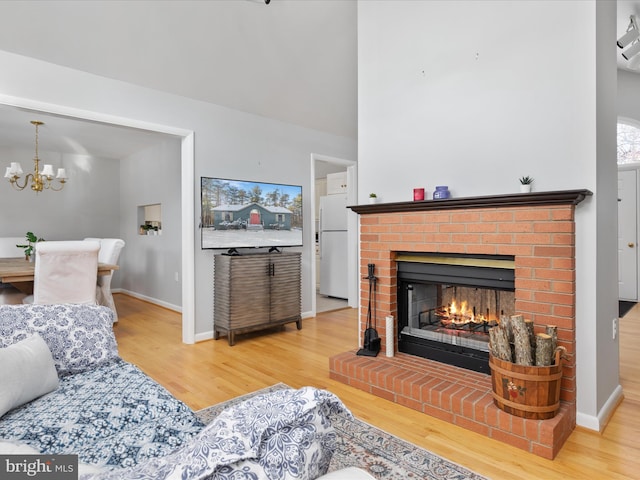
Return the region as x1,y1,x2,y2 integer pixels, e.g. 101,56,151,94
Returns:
0,105,176,160
0,0,357,162
0,1,638,164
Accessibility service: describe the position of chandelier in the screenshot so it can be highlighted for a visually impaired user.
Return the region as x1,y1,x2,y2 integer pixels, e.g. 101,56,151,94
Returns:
4,120,68,192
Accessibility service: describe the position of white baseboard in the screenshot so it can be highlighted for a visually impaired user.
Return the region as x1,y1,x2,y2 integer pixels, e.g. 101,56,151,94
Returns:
116,289,181,313
576,384,624,432
195,330,214,342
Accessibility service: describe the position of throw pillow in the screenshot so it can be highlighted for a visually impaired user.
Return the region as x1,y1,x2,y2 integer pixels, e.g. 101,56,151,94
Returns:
0,304,119,376
0,334,59,417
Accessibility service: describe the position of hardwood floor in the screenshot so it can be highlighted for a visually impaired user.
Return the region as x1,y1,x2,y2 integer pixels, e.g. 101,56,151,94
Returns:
113,294,640,480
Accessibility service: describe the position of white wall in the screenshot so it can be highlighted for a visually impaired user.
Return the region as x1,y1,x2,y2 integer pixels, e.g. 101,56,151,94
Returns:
0,49,357,338
357,0,619,430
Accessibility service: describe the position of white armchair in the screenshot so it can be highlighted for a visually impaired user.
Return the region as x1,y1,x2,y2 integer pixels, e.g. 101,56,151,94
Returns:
25,241,100,305
84,238,125,322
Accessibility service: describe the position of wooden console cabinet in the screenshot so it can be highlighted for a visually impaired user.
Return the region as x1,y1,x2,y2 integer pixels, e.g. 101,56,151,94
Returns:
213,252,302,345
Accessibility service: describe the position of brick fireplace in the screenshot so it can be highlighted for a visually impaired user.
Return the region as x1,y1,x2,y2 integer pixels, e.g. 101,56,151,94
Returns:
329,190,591,459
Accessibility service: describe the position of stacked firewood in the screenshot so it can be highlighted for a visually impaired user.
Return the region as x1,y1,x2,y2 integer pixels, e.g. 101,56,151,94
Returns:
489,314,560,366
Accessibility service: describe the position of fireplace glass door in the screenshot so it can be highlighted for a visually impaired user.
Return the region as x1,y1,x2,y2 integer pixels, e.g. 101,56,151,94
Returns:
397,253,515,374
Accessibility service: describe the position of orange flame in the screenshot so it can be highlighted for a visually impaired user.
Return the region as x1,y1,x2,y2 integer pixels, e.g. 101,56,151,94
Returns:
439,299,495,325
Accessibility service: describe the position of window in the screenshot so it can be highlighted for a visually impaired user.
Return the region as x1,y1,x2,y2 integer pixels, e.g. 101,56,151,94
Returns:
618,121,640,165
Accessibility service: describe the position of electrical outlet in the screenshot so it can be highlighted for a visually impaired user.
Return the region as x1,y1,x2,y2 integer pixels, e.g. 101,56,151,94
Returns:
612,318,618,340
174,272,179,282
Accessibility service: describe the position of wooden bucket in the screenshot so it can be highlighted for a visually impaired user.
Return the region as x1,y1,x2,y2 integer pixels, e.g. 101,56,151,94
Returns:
489,350,563,420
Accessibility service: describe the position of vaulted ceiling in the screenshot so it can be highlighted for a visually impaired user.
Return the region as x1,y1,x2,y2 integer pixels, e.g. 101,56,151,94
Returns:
0,0,357,161
0,1,638,162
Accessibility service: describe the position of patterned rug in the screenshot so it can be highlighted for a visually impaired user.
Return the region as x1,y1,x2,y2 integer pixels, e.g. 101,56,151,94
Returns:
196,384,488,480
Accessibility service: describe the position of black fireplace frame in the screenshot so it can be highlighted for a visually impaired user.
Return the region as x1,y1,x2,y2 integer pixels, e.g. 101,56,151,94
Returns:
396,252,515,375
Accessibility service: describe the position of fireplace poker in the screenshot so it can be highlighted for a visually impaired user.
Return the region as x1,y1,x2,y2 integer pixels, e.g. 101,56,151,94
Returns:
357,263,381,357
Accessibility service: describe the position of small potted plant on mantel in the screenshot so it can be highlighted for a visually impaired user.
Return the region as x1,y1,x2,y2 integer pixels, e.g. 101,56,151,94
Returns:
16,231,45,262
519,176,534,193
369,193,378,204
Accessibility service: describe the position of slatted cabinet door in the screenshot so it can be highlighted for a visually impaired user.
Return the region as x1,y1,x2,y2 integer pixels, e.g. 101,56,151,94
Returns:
214,254,271,345
269,253,302,324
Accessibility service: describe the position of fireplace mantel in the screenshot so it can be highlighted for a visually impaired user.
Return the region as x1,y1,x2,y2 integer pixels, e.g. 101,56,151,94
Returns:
349,189,592,214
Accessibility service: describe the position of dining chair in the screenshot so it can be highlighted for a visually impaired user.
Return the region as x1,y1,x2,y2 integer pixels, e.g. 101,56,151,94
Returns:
0,236,29,304
84,237,125,322
24,240,100,305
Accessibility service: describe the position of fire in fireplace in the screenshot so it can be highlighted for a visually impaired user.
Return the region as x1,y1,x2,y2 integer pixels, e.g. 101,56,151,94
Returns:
397,253,515,374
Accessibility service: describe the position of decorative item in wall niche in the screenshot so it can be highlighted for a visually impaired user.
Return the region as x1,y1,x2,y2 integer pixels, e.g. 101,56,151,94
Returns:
519,176,534,193
432,185,451,200
369,193,378,204
413,188,425,201
140,223,161,235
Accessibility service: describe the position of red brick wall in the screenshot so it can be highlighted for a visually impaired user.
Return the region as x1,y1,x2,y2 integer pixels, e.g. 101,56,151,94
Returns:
358,205,576,402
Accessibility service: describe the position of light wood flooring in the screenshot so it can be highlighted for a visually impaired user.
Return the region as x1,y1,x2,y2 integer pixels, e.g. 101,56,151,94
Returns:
113,294,640,480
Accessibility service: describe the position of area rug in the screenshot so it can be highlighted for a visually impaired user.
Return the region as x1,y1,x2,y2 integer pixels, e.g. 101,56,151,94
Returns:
196,384,488,480
619,300,636,318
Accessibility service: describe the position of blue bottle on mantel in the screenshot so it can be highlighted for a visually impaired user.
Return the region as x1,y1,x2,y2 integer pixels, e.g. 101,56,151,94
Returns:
433,185,450,200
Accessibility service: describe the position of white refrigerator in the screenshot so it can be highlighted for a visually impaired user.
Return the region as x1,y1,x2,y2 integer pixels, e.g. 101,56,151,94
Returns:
319,194,348,299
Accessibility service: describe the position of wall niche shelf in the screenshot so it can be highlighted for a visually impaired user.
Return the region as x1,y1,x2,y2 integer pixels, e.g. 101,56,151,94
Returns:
138,203,162,235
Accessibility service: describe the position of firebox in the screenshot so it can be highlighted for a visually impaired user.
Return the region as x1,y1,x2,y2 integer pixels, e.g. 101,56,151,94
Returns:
397,252,515,374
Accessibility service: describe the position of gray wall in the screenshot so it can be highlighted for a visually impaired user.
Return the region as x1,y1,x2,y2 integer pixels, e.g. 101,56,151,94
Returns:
0,141,180,300
0,145,121,250
618,70,640,120
0,49,357,339
119,139,182,308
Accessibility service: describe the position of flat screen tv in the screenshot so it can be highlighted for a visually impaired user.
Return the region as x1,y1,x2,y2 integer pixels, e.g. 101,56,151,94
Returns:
201,177,303,250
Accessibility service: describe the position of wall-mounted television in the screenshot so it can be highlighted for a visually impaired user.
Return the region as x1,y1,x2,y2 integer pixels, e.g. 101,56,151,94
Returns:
201,177,303,250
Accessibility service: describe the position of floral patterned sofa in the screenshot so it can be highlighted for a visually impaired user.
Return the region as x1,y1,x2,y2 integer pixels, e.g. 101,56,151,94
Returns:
0,304,373,480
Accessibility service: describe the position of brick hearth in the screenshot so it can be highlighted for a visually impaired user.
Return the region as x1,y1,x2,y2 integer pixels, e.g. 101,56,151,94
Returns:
330,191,590,460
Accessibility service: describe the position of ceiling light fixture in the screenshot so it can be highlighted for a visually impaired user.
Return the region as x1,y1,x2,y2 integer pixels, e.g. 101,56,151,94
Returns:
623,39,640,60
617,15,639,48
4,121,68,192
619,15,640,70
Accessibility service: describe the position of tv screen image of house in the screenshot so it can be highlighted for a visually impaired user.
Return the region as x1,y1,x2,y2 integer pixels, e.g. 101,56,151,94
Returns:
201,177,303,250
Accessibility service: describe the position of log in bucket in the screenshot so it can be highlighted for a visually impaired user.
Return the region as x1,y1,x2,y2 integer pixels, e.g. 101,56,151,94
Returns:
489,349,564,420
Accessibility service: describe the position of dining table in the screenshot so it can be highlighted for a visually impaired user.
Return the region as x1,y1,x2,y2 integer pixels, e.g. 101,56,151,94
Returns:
0,257,119,294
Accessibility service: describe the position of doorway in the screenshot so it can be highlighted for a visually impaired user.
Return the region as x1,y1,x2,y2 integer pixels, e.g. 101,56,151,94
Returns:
0,97,196,343
618,168,638,302
310,154,357,315
617,119,640,304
